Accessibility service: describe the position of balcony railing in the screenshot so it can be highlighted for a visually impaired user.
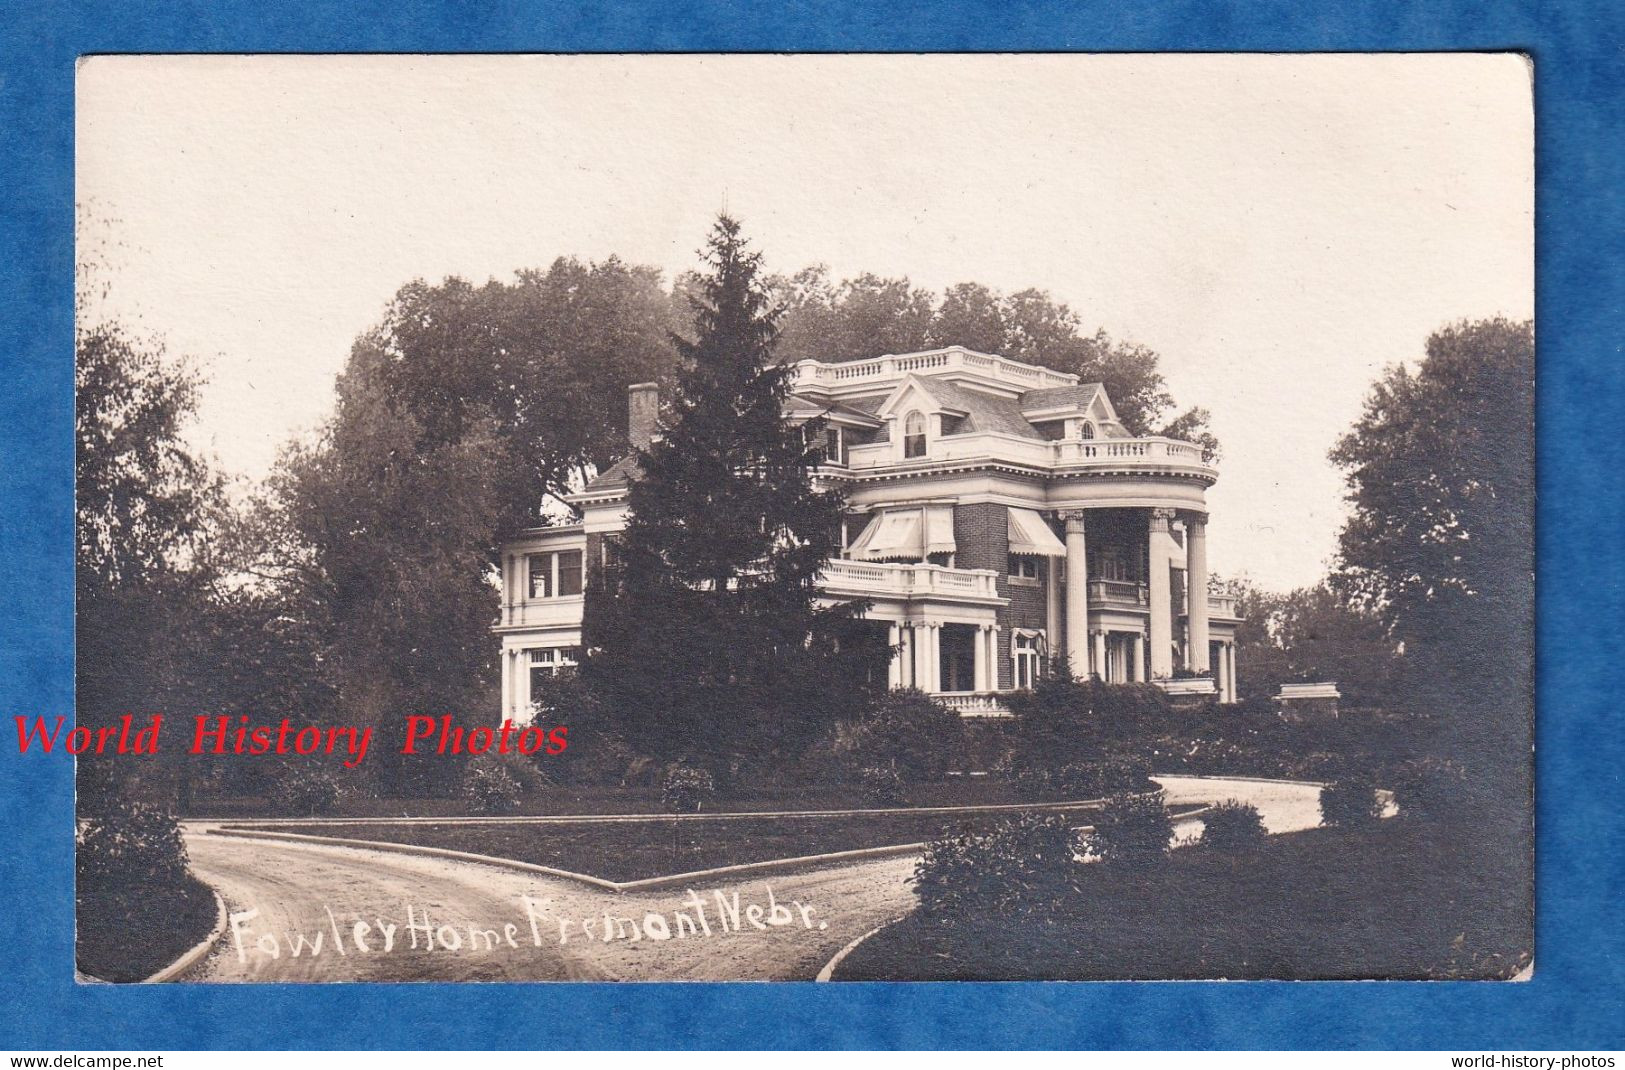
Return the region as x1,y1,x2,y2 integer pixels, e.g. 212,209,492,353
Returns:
1052,437,1209,465
841,433,1216,478
820,559,1002,601
792,346,1078,393
1088,578,1149,606
497,595,586,629
1207,594,1238,617
937,691,1011,717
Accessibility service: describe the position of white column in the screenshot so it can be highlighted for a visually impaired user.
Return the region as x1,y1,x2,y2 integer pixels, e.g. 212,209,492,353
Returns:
1062,510,1089,678
500,646,513,720
972,625,988,692
1148,508,1174,679
900,626,915,688
504,554,516,624
1187,515,1210,672
927,624,942,693
887,624,902,688
1092,631,1107,682
913,623,934,693
1044,553,1061,659
1132,633,1145,683
989,624,1002,691
1228,643,1239,703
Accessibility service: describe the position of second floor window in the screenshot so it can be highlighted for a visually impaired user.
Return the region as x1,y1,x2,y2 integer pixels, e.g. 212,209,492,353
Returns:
903,411,926,458
824,426,846,466
1010,556,1039,580
528,549,584,599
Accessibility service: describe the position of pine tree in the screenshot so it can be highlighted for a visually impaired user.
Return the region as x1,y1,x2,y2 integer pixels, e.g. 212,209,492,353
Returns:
582,216,883,773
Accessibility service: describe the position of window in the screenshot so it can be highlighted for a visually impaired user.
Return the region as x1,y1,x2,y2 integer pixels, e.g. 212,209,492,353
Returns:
1079,420,1096,440
527,550,584,599
824,426,846,466
1014,632,1043,690
903,411,927,458
528,646,580,694
1009,555,1039,581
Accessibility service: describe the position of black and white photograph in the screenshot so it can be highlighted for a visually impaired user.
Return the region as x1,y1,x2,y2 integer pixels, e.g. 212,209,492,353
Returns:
70,53,1534,984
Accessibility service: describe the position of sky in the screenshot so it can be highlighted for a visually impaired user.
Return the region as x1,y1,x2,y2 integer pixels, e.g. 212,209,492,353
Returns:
76,53,1533,593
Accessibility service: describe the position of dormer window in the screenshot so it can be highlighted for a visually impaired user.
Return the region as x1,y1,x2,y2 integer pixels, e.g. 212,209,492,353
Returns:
903,411,927,458
1079,420,1096,440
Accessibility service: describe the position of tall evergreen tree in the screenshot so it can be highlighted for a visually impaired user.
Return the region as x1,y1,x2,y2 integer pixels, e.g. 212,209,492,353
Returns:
583,216,882,772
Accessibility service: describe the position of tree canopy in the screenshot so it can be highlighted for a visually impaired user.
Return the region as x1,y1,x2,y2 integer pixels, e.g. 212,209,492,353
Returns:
1328,317,1534,792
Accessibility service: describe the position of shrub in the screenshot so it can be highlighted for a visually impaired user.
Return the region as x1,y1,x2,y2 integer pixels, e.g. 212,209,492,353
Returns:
1007,671,1174,768
662,765,716,813
912,812,1081,921
461,755,524,815
1389,756,1471,822
269,764,343,816
76,800,190,894
1198,799,1268,852
1043,756,1155,799
858,764,907,806
1084,790,1173,866
1320,774,1384,828
76,800,212,981
835,689,965,781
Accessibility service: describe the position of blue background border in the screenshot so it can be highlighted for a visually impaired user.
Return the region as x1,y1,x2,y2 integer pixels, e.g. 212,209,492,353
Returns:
2,0,1620,1050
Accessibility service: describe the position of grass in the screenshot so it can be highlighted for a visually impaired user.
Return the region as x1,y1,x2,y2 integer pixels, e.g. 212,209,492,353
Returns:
835,814,1532,980
76,873,217,983
227,803,1210,884
190,777,1106,820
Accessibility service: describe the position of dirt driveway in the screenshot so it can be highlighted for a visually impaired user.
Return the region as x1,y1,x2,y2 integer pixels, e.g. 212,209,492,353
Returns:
178,775,1322,982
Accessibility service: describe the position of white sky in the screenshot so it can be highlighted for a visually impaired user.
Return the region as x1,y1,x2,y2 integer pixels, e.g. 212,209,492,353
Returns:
76,53,1533,593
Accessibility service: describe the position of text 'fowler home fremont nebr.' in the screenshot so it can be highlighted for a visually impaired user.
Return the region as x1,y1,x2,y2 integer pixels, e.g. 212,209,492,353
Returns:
495,344,1242,721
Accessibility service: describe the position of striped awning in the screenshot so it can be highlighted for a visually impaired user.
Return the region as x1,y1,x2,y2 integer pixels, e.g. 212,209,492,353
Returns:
848,505,957,561
1006,507,1067,557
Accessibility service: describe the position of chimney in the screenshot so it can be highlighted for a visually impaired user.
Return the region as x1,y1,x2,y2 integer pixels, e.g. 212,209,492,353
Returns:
627,382,659,451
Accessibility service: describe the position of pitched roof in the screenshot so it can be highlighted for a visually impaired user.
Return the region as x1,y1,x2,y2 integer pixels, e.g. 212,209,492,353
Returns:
583,453,641,492
1018,383,1104,414
911,377,1045,440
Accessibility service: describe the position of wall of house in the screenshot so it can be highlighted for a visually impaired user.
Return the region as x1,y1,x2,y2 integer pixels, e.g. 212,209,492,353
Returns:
954,502,1050,690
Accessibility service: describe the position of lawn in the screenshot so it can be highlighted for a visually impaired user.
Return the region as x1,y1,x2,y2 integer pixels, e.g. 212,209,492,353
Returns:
191,776,1106,820
835,815,1532,980
225,802,1211,884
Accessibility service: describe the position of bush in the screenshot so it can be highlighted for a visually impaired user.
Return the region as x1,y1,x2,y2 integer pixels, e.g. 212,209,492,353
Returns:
1026,756,1155,799
662,765,716,813
461,756,524,815
76,800,216,981
1320,775,1384,828
858,764,907,806
1084,790,1173,866
1389,756,1471,822
834,689,965,781
912,812,1081,921
1198,799,1268,852
77,799,190,893
1007,671,1174,769
269,764,343,816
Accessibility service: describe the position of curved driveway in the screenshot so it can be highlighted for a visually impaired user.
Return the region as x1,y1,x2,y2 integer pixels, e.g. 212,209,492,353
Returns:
179,775,1322,982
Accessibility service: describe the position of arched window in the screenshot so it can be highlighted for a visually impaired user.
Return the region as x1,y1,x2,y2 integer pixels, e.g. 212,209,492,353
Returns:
1079,420,1096,440
903,411,927,458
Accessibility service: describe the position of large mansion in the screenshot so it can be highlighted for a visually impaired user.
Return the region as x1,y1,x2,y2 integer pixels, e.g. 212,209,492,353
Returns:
494,345,1240,719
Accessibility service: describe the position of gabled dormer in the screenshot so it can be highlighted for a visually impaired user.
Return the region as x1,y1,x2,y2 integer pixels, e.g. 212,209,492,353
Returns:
874,374,971,462
1018,383,1128,441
